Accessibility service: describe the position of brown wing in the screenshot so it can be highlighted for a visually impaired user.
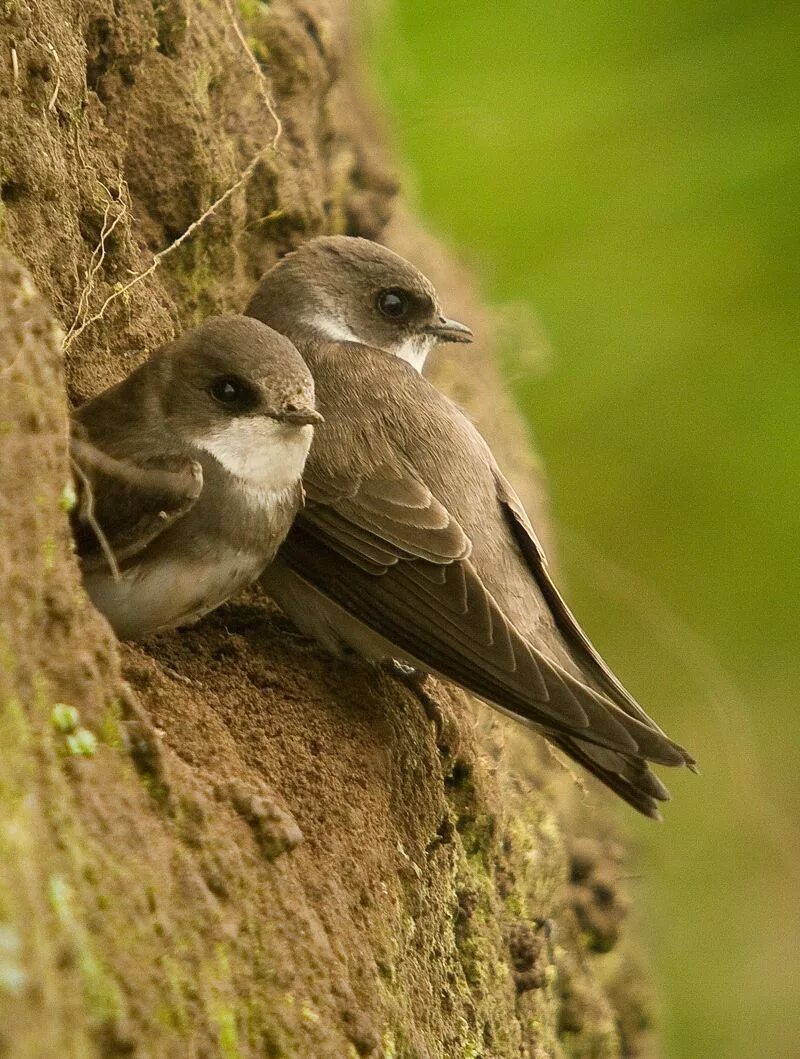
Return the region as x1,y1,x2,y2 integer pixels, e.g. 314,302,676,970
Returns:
494,469,696,759
70,435,203,574
548,734,673,819
284,460,689,767
492,469,695,815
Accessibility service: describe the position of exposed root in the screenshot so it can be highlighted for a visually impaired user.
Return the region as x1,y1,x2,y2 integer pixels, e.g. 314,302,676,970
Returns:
62,3,284,353
29,30,62,114
69,454,121,581
63,180,129,349
222,0,283,151
48,69,61,113
62,145,273,351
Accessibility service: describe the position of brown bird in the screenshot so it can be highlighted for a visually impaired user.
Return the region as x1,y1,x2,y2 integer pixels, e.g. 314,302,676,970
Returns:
71,315,321,640
246,235,473,371
245,237,695,817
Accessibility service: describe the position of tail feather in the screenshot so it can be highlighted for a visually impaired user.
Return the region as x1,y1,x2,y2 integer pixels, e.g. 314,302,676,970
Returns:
549,734,672,820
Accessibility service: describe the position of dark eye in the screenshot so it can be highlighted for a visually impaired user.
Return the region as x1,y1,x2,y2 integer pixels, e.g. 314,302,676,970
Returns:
209,375,257,411
376,288,410,320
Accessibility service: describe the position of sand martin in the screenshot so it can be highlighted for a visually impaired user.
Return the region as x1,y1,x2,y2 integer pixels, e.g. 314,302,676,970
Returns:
246,239,694,817
71,315,321,640
245,235,473,372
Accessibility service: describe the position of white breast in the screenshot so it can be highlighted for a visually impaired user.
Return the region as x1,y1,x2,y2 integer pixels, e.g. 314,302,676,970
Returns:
85,552,266,640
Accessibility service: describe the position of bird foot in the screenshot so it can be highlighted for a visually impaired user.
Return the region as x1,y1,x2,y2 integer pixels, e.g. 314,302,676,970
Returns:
385,660,459,757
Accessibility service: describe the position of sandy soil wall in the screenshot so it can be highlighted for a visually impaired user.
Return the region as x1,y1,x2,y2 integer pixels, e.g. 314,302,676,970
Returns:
0,2,652,1055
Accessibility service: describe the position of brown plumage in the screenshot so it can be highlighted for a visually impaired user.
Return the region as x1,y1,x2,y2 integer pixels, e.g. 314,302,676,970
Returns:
260,338,696,818
71,315,319,640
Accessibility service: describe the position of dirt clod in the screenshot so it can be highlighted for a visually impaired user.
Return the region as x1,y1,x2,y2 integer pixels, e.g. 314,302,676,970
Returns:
225,779,304,861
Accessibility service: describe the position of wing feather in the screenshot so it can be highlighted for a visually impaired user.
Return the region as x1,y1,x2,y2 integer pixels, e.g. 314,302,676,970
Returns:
286,474,688,763
268,338,694,814
70,436,202,572
494,468,695,767
549,734,672,819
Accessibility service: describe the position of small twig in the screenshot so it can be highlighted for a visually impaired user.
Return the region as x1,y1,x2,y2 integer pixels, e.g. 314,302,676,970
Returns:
70,456,121,581
62,2,283,351
29,32,62,114
74,125,90,170
48,71,61,113
221,0,283,150
11,45,19,83
46,39,61,112
64,184,129,347
545,740,589,798
163,665,193,685
63,145,272,351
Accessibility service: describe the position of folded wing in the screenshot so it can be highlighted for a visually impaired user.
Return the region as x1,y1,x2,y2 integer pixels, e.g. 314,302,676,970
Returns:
70,435,203,573
285,459,691,786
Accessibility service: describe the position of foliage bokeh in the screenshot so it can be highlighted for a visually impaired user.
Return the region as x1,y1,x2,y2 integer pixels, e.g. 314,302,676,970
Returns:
370,3,800,1056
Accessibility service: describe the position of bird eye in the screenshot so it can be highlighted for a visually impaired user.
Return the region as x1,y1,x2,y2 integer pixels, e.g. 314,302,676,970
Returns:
209,375,257,410
376,288,410,320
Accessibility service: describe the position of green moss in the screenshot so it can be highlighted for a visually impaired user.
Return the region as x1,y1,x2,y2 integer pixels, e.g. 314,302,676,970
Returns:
236,0,266,22
168,240,220,324
0,695,31,760
212,1000,241,1059
48,875,125,1027
99,698,123,749
460,1034,481,1059
255,1022,295,1058
445,763,496,869
59,481,77,512
49,702,98,757
0,630,15,676
0,697,33,926
155,953,192,1033
246,35,270,65
0,910,26,998
382,1028,397,1059
66,728,98,757
300,1002,319,1025
42,536,56,572
51,703,80,733
139,769,172,811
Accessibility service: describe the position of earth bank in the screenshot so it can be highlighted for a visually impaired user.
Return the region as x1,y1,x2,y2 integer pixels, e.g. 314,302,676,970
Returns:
0,2,653,1055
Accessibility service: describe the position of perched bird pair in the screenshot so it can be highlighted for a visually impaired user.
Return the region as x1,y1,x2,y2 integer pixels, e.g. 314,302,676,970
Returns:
71,237,695,817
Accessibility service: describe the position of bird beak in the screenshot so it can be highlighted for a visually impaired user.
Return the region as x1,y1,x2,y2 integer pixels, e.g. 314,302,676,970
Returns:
423,316,474,344
268,406,324,426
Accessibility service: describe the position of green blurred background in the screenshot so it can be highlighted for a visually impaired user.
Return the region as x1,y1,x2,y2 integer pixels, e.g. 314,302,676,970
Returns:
369,3,799,1056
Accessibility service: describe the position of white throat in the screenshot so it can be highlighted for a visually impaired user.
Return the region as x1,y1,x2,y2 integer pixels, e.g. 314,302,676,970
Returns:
386,333,436,373
193,418,312,500
308,313,435,373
